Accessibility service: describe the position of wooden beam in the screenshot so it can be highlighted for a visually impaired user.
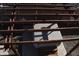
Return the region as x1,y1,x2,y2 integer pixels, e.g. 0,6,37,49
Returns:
0,37,79,45
0,8,76,11
1,4,73,7
0,20,79,24
1,14,79,16
0,27,79,33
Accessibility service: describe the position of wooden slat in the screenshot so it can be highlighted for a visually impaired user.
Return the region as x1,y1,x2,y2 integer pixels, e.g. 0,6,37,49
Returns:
0,8,76,11
1,4,73,7
0,20,79,24
0,36,79,45
1,14,79,16
0,27,79,33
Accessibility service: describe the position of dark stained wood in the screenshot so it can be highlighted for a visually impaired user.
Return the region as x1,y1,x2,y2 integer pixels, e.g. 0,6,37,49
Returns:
0,37,79,45
0,8,76,11
0,20,79,24
0,27,79,33
0,3,78,56
1,3,73,8
1,14,79,16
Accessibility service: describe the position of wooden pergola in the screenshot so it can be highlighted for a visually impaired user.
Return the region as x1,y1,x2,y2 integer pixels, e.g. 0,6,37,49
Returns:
0,3,79,56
